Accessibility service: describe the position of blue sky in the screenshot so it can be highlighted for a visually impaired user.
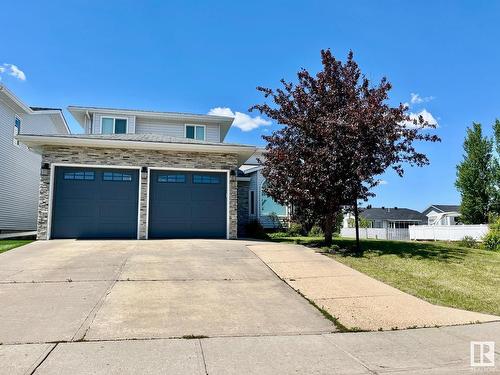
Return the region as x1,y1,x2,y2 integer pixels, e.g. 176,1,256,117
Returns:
2,1,500,211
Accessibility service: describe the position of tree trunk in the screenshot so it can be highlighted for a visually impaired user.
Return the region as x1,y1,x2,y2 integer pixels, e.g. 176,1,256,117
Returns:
353,201,362,254
324,215,334,246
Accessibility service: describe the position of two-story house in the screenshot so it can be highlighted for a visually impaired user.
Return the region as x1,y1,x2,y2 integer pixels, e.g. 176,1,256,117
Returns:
0,85,69,234
18,105,256,240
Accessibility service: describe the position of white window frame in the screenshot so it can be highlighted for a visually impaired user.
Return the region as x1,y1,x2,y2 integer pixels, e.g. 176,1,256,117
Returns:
185,124,206,141
13,115,21,146
100,116,128,134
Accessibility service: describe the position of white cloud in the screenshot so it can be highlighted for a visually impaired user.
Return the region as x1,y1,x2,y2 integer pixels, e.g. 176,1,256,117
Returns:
0,64,26,81
403,109,439,129
208,107,271,132
378,180,388,185
410,92,434,105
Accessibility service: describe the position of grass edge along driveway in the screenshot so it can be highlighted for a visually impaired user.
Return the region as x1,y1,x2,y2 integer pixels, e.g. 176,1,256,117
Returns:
268,235,500,317
0,240,33,254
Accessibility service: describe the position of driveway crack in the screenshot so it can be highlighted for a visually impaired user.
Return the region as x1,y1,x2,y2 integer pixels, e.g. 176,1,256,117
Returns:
198,339,209,375
29,343,58,375
71,256,129,342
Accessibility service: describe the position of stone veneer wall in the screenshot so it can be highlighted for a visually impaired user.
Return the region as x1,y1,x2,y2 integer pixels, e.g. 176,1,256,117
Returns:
37,146,238,240
237,180,249,237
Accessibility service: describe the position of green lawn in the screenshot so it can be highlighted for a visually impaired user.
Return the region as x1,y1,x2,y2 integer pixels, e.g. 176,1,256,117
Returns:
0,240,33,254
268,234,500,316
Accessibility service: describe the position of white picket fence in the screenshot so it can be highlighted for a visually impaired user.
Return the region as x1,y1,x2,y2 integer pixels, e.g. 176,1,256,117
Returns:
340,228,409,241
409,225,489,241
341,225,489,242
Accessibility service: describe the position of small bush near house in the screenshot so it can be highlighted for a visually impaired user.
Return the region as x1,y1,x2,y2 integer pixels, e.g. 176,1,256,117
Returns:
268,212,284,231
458,236,477,248
244,219,267,239
309,225,323,237
483,219,500,251
287,222,304,236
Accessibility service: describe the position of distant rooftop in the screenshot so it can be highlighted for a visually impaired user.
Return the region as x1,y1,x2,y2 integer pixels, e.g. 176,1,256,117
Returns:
360,207,427,222
423,205,461,215
30,106,62,112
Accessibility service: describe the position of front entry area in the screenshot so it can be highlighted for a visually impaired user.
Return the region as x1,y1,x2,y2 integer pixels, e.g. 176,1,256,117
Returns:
50,166,139,239
148,169,227,238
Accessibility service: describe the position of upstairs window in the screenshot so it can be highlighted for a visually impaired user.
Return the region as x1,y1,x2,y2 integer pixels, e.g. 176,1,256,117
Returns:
185,125,205,141
101,117,127,134
13,116,21,146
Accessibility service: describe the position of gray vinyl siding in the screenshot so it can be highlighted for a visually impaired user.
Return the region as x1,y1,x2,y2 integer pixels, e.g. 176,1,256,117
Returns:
0,100,62,231
89,113,221,143
135,118,220,142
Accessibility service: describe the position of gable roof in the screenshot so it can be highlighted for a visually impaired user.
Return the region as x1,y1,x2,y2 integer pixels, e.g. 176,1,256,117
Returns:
422,204,460,216
67,105,234,140
0,85,70,133
360,207,427,222
16,133,256,166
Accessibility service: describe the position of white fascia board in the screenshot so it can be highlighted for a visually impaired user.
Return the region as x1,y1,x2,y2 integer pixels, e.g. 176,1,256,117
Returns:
0,85,69,133
68,106,234,125
0,85,33,113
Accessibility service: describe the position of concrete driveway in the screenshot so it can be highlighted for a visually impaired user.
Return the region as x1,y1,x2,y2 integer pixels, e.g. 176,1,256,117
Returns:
0,240,333,344
1,240,498,374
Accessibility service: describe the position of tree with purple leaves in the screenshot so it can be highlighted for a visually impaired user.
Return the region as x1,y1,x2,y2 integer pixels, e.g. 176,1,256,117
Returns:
250,50,440,248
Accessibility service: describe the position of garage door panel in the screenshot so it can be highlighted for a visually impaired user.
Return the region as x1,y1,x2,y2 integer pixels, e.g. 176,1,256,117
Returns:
57,185,96,199
148,170,227,238
191,205,225,219
55,203,97,218
51,167,139,239
152,190,190,202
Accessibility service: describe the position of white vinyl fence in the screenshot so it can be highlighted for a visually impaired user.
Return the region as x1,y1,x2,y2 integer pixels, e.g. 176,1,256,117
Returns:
340,228,409,241
409,225,489,241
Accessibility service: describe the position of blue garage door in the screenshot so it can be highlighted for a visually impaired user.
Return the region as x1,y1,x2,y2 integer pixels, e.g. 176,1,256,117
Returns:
51,167,139,239
148,170,227,238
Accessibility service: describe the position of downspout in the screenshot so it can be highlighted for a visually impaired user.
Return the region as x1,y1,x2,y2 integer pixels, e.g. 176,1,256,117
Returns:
85,110,91,133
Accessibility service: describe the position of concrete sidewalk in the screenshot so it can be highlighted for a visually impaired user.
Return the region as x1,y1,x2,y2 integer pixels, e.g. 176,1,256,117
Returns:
2,322,499,374
248,243,500,331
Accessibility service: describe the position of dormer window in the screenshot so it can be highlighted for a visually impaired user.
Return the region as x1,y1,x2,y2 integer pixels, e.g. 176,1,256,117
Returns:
101,117,127,134
185,124,205,141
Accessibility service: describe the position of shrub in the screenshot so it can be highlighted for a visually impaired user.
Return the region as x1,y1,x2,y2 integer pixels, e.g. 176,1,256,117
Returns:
244,219,267,239
458,236,477,248
328,244,340,253
483,218,500,251
268,212,284,231
287,222,304,236
309,225,323,237
269,231,290,238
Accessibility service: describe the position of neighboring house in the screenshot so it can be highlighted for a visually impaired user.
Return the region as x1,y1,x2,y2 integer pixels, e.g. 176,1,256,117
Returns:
422,204,461,225
0,85,69,233
342,207,427,229
237,149,288,234
18,105,256,240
